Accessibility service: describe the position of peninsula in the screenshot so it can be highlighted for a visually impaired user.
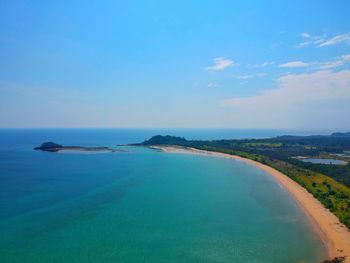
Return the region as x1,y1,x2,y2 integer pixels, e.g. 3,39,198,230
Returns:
135,134,350,263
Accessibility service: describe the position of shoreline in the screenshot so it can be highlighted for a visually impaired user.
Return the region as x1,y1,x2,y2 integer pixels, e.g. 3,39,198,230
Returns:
153,145,350,262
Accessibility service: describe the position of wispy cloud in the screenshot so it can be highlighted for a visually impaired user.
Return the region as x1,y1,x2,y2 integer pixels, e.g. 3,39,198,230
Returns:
250,61,275,68
234,73,267,80
297,32,350,48
205,57,235,71
219,70,350,129
300,32,311,38
297,32,325,48
235,75,254,80
318,54,350,69
319,60,344,69
207,83,218,88
279,54,350,70
279,61,309,68
319,33,350,47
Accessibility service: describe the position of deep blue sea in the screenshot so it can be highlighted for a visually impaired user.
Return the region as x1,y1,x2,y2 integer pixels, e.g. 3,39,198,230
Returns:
0,129,326,262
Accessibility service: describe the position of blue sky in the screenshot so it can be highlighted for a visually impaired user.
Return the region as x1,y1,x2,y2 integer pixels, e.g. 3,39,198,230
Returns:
1,0,350,129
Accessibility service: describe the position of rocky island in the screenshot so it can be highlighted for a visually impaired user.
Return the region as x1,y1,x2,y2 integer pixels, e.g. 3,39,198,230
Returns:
34,142,116,153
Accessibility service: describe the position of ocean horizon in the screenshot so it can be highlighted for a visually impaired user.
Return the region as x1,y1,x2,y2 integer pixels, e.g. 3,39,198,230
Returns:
0,129,326,262
2,1,350,261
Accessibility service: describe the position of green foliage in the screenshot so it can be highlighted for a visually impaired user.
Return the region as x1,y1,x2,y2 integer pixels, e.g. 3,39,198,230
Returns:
292,160,350,187
323,256,346,263
243,142,283,148
139,135,188,146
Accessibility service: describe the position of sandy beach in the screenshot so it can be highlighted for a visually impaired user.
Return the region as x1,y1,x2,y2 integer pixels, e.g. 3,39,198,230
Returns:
154,146,350,262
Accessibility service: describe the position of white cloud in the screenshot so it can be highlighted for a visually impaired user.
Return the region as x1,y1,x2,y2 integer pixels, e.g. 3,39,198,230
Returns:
318,33,350,47
300,32,311,38
262,61,274,67
277,54,350,70
219,70,350,129
319,60,344,69
297,32,350,48
279,61,309,68
234,73,267,80
343,54,350,62
236,75,254,80
205,57,235,71
207,83,218,88
317,54,350,69
297,32,325,48
251,61,275,68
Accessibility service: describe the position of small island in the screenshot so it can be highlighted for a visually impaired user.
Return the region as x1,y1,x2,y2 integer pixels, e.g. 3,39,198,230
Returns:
34,142,116,153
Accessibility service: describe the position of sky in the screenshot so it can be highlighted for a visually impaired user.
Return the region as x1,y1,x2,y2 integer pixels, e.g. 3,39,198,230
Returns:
0,0,350,130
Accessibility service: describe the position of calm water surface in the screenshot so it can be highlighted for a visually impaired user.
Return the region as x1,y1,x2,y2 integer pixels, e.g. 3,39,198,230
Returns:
0,129,326,262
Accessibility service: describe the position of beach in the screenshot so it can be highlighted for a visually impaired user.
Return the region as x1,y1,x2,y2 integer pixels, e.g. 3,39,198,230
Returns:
1,129,330,262
154,146,350,262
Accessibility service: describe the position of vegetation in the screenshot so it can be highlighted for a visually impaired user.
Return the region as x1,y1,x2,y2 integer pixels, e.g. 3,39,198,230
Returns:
139,132,350,186
34,142,63,152
137,133,350,229
140,135,187,146
243,142,283,148
323,257,346,263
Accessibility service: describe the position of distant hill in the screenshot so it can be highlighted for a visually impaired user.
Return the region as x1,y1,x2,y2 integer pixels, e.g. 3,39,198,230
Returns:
137,133,350,187
137,135,188,146
331,132,350,137
138,133,350,148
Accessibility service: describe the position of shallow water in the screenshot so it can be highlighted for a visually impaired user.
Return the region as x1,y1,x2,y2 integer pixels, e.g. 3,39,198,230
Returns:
0,129,326,262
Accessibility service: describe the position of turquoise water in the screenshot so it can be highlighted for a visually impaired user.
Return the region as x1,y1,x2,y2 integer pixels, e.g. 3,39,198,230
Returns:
0,129,326,262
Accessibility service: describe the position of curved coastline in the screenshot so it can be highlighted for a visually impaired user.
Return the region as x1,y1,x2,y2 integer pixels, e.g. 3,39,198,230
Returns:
153,145,350,262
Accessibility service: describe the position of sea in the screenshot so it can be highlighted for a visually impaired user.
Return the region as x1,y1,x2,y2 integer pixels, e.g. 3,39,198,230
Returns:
0,129,327,262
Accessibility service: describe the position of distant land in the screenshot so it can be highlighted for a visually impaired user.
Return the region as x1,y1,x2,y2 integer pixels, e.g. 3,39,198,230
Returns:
135,132,350,262
34,142,116,153
137,132,350,185
33,132,350,262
